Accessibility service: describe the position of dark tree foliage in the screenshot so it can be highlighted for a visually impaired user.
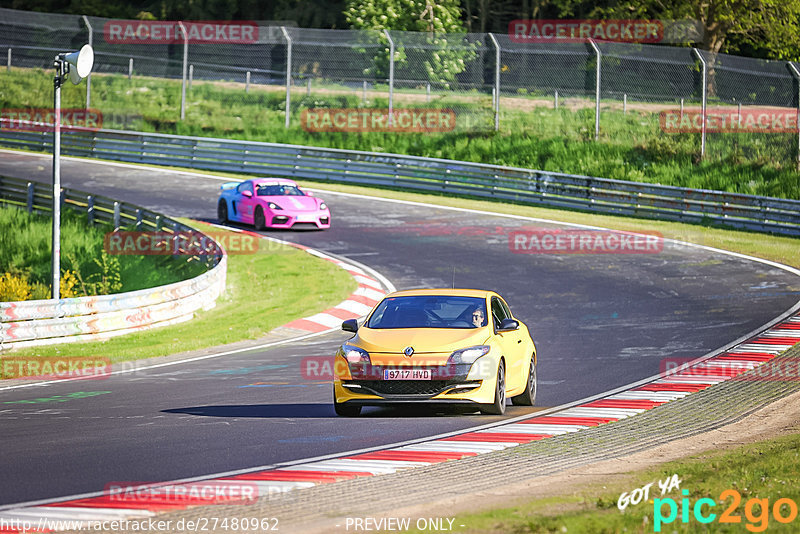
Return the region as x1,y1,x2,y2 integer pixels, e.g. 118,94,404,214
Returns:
0,0,348,27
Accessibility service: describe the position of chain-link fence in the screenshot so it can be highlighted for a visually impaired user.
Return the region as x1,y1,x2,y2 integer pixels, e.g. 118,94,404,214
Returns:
1,7,798,170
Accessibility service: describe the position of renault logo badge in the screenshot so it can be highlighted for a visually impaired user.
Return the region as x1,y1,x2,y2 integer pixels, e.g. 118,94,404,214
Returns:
403,346,414,357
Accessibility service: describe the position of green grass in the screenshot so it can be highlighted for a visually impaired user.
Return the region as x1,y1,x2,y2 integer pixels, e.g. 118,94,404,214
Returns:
399,429,800,533
0,205,204,295
6,221,357,363
2,68,798,200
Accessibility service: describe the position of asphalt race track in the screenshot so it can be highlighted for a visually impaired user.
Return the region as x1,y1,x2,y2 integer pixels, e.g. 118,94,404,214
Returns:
1,151,798,506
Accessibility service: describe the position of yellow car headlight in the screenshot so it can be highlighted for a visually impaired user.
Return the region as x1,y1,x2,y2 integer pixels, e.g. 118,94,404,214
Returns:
447,345,490,365
341,344,370,364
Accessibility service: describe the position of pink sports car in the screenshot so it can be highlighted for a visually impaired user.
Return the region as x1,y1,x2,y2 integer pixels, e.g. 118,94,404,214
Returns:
217,178,331,230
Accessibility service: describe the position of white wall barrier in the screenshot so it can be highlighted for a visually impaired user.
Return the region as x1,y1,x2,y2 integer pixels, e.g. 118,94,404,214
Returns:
0,175,227,349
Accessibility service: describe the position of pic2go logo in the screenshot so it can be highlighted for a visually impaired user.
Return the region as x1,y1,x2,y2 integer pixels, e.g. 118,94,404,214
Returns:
654,489,799,532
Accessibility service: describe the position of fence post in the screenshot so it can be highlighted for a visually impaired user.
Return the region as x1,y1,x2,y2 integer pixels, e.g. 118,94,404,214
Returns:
362,80,367,103
177,22,188,120
7,48,10,71
246,71,250,93
384,29,395,126
87,195,94,225
189,64,193,89
281,26,292,129
555,90,559,110
113,201,121,230
128,58,133,79
693,48,707,159
488,32,501,131
589,39,601,140
623,93,627,114
82,15,93,109
26,182,34,213
787,62,800,171
383,29,394,126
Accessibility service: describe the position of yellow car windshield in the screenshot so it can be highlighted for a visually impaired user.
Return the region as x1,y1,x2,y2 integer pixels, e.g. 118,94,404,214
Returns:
367,296,487,329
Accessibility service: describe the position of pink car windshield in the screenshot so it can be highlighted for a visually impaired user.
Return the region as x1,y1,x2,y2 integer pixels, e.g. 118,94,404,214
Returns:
256,185,304,196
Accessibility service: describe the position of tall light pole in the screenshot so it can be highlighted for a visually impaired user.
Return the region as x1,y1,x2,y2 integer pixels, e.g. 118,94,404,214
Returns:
52,44,93,299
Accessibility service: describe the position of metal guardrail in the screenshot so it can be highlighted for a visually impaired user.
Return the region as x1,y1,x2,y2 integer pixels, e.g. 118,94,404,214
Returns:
0,174,227,349
1,128,799,236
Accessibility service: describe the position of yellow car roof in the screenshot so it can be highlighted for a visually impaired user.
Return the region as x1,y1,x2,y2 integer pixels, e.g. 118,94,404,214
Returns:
383,288,498,299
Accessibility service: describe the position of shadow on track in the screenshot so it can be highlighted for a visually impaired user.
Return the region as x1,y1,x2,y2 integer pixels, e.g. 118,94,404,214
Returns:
161,404,513,418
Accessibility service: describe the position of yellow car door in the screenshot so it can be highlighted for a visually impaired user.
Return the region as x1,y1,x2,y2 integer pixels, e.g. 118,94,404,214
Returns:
490,296,526,392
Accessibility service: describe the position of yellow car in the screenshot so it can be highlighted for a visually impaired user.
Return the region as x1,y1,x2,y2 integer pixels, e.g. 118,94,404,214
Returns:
333,289,537,416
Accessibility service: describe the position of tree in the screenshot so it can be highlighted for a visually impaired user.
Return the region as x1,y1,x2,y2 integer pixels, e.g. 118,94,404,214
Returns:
563,0,800,60
345,0,464,33
344,0,475,84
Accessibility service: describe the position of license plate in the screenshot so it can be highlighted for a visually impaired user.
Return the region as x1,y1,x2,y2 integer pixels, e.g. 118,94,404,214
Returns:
295,214,316,222
383,369,431,380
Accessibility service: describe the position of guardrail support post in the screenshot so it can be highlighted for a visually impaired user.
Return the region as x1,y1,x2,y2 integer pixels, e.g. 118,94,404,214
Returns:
693,48,707,160
87,195,94,225
135,208,143,229
113,201,120,230
488,33,501,131
281,26,292,129
787,62,800,171
178,22,188,121
82,15,93,109
26,182,34,213
589,39,601,141
384,29,395,126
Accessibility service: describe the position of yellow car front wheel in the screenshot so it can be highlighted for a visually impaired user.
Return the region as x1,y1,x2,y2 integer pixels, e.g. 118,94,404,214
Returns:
512,355,537,406
480,359,506,415
333,388,362,417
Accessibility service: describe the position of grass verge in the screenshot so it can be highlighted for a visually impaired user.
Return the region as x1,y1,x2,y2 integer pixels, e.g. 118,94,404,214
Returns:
3,221,357,363
2,68,798,199
402,429,800,533
0,205,205,297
